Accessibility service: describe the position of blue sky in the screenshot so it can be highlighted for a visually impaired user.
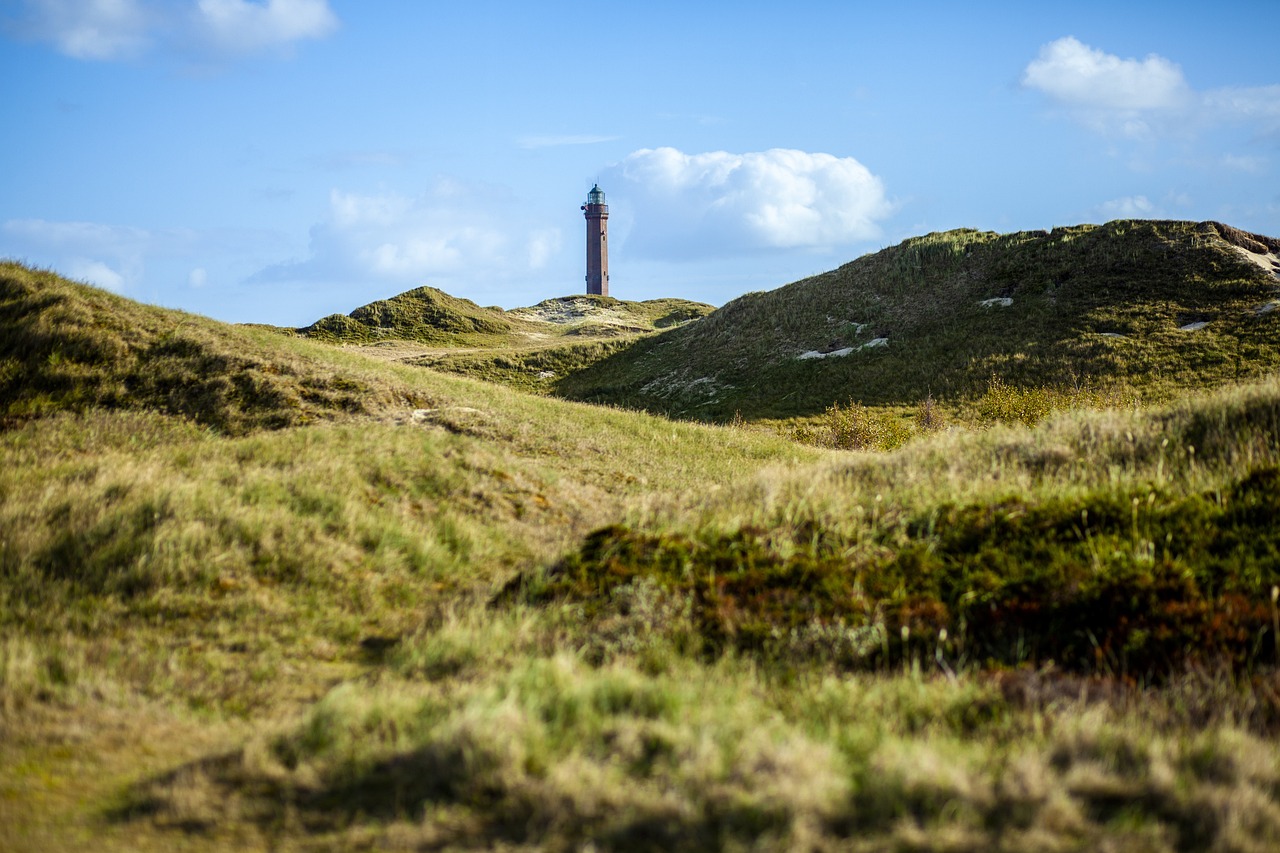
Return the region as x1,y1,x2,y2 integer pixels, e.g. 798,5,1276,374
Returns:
2,1,1277,326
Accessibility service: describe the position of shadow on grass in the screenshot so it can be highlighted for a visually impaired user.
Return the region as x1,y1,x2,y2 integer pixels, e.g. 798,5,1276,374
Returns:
107,742,768,852
107,718,1273,853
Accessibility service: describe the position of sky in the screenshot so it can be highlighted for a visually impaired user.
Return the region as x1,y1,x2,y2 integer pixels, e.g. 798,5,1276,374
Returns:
1,1,1278,326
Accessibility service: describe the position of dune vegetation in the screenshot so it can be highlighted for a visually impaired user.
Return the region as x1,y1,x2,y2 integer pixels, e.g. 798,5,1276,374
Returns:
3,225,1280,852
299,288,716,396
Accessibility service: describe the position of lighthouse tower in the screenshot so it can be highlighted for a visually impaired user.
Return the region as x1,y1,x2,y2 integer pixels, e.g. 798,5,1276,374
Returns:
581,184,609,296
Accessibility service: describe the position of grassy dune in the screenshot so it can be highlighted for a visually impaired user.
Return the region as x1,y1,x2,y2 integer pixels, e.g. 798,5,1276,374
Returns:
302,289,714,348
558,220,1280,421
0,263,435,433
3,256,1280,851
299,287,716,396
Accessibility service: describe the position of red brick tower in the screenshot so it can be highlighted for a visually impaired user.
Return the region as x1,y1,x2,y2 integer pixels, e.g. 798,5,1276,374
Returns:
581,184,609,296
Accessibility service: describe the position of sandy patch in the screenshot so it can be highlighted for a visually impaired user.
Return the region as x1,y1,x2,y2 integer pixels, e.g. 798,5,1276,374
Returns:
638,370,729,402
509,297,635,328
1230,244,1280,280
797,338,888,360
980,297,1013,308
798,347,854,360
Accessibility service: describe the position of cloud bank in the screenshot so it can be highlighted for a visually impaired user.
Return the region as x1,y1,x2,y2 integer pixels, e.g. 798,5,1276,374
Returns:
252,182,563,290
3,218,152,289
1023,36,1280,139
7,0,338,60
1,216,282,298
604,147,892,259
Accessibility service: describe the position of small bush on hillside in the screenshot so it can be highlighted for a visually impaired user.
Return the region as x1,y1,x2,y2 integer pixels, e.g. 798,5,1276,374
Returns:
975,376,1057,426
914,393,948,433
973,375,1138,428
792,400,913,451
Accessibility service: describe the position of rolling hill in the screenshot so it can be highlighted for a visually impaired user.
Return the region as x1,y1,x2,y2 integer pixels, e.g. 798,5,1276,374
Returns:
4,242,1280,852
556,220,1280,420
0,262,439,434
302,287,714,347
298,286,715,394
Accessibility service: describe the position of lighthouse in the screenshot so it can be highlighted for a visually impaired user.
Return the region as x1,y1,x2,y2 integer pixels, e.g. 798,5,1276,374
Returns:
581,184,609,296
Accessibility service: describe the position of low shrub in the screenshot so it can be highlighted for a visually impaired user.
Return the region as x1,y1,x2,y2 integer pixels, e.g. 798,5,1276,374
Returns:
791,400,914,451
502,466,1280,682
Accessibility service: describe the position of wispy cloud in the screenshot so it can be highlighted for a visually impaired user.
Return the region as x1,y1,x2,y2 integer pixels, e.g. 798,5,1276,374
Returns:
1095,194,1155,219
1222,154,1268,174
517,134,620,149
1202,85,1280,133
3,218,151,290
603,147,893,259
5,0,338,61
1,216,282,294
1023,36,1280,141
65,258,128,291
8,0,154,60
1091,191,1192,222
194,0,336,55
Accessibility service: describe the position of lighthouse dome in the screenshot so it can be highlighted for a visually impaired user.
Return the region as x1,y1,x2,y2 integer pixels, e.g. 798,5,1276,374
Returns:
586,185,605,205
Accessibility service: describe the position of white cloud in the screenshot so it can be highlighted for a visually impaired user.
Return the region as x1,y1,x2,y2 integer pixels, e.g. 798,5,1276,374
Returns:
1024,37,1280,141
1023,36,1191,113
253,182,564,288
1096,195,1155,219
1222,154,1268,174
329,189,411,229
603,147,892,259
1091,191,1193,222
526,228,561,269
11,0,153,60
3,218,150,289
1,216,285,299
4,217,149,249
1203,85,1280,135
66,258,127,291
195,0,336,54
7,0,337,60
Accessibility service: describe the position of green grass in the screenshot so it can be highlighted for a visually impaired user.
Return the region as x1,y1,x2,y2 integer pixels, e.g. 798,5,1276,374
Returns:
4,256,1280,852
784,376,1139,452
408,336,641,394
